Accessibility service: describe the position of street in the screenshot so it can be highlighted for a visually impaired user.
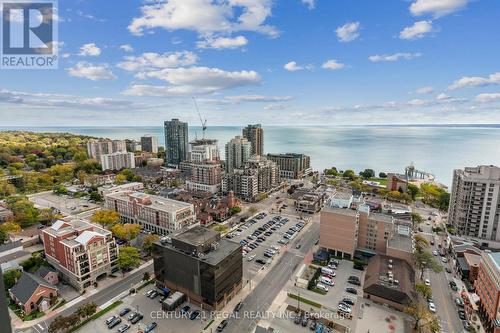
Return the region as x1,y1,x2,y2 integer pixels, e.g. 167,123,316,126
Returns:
224,218,320,333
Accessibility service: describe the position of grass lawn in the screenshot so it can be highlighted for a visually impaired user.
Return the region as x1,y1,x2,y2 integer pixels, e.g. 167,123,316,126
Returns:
69,300,123,333
368,177,388,186
287,293,322,309
9,303,45,321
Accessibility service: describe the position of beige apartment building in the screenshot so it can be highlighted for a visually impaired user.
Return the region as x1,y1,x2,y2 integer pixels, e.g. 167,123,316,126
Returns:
104,191,196,235
319,206,414,262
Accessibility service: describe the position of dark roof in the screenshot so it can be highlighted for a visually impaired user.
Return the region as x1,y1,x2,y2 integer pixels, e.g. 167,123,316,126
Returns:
0,240,22,253
363,255,415,306
457,257,470,271
173,226,219,246
34,266,56,279
10,272,57,304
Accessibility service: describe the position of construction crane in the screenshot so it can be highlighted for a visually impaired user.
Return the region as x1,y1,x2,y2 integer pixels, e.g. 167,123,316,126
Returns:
192,97,207,139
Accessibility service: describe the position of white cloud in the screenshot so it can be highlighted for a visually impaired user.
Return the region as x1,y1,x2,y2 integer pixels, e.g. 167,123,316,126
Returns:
475,93,500,104
416,86,433,94
0,89,146,110
410,0,469,18
336,22,360,42
407,98,430,107
321,59,345,70
399,20,433,40
368,52,422,62
128,0,278,38
284,61,312,72
197,35,248,49
225,95,293,103
67,62,117,81
119,44,134,52
436,93,451,100
124,66,261,96
117,51,198,71
449,72,500,90
301,0,315,10
78,43,101,56
264,103,287,110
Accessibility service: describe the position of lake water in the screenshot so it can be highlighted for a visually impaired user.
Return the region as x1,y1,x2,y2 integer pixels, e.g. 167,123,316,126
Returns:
2,125,500,186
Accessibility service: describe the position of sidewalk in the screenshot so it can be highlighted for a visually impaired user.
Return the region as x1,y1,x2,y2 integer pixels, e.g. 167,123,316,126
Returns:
11,260,152,330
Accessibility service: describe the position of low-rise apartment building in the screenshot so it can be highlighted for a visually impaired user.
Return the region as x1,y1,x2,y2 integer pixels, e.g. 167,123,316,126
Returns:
319,205,414,262
41,219,119,291
475,252,500,333
104,191,196,235
101,151,136,171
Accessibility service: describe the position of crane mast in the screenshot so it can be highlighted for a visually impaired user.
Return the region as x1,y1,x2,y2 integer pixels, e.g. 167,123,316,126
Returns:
192,97,207,139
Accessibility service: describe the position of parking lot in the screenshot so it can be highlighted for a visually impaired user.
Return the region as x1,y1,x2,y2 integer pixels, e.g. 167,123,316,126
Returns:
77,290,207,333
226,211,308,282
29,192,99,216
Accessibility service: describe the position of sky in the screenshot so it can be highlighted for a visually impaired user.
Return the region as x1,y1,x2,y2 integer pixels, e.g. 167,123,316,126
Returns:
1,0,500,126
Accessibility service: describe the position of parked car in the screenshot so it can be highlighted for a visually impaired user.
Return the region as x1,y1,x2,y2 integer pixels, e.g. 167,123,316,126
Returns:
424,279,431,286
127,312,138,321
455,298,464,307
348,279,361,286
144,322,157,333
428,302,436,313
445,267,452,273
316,283,329,292
338,303,351,314
345,287,357,295
117,324,131,333
462,320,472,331
217,319,229,332
353,264,365,271
247,254,256,261
119,308,131,317
130,314,143,324
180,305,191,315
294,313,302,325
234,302,243,313
256,259,267,265
458,309,466,320
190,310,201,320
341,298,355,306
108,317,122,329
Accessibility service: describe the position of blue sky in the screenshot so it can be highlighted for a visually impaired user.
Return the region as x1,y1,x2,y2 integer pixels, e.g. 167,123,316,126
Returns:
1,0,500,126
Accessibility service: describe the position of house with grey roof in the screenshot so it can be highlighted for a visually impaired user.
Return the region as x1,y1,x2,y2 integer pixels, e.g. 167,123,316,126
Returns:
34,266,59,285
9,272,58,315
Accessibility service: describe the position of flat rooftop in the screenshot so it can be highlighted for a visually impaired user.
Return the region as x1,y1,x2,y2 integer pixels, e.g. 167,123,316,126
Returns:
387,233,414,253
321,206,358,216
331,190,353,200
106,191,193,212
200,239,240,265
173,226,219,246
369,212,394,223
489,252,500,270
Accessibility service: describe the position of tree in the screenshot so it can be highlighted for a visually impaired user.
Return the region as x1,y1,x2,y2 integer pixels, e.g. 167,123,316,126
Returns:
111,223,140,241
89,191,103,202
325,167,339,176
53,185,68,195
47,164,75,183
342,169,356,180
7,197,40,227
414,234,429,253
229,206,242,215
415,283,432,299
142,234,160,256
3,269,22,289
118,246,141,275
76,302,97,320
411,212,424,225
0,221,21,244
378,172,387,178
405,303,439,332
0,179,16,198
407,184,420,200
91,210,120,229
414,251,443,279
359,168,375,179
115,174,127,185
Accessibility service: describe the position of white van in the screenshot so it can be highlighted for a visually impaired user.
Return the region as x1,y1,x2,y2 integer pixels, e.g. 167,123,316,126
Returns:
321,267,335,276
320,276,334,286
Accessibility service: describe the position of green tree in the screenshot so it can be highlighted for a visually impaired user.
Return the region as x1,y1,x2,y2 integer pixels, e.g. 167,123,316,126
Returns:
414,251,443,280
7,197,40,227
359,168,375,179
89,191,103,202
415,283,432,299
407,184,420,200
325,167,339,176
229,206,242,215
91,210,120,229
118,246,141,275
142,234,160,256
342,169,356,180
414,234,429,253
115,174,127,185
111,223,140,241
378,172,387,178
0,179,16,198
411,212,424,225
3,269,22,289
405,303,439,332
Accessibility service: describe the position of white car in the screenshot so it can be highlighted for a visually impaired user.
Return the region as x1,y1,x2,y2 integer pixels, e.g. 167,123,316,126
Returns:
424,279,431,286
247,254,256,261
428,302,436,313
316,283,329,292
441,257,448,263
432,250,438,256
338,303,352,314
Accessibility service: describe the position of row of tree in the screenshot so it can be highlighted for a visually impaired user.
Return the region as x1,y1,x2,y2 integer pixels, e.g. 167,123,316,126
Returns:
48,302,97,333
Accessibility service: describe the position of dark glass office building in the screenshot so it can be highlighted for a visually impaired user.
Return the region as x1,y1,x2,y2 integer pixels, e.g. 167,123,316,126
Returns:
153,227,242,311
164,119,189,167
